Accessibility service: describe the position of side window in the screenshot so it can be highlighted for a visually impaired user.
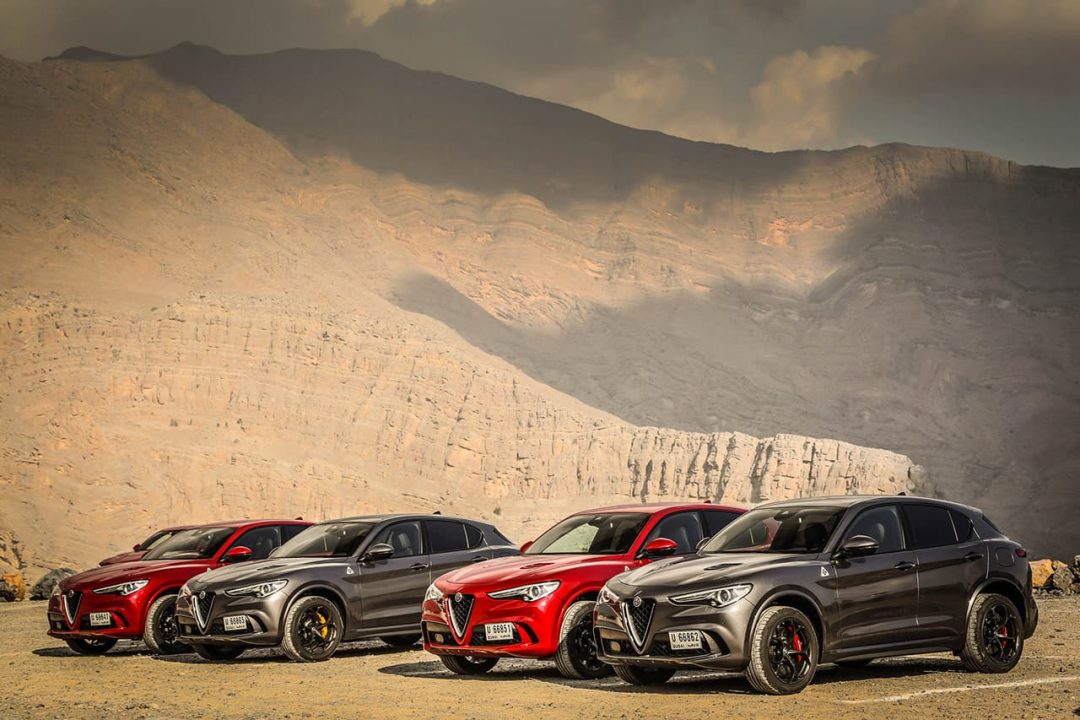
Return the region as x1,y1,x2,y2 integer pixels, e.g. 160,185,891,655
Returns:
427,520,470,554
950,510,976,542
231,526,282,560
646,512,704,555
703,510,741,537
371,521,424,558
904,504,958,549
465,524,484,549
281,524,307,542
843,505,905,554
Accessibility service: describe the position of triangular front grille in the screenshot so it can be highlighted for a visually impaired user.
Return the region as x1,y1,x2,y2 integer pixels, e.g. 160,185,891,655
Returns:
62,591,81,628
192,592,215,633
447,594,474,641
622,597,655,653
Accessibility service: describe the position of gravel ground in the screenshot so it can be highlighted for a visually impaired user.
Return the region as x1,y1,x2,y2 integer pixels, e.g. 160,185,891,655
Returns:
2,597,1078,719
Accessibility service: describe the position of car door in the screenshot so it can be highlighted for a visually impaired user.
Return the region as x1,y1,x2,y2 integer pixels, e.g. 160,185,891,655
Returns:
832,504,919,652
358,520,430,630
426,519,489,579
903,504,988,640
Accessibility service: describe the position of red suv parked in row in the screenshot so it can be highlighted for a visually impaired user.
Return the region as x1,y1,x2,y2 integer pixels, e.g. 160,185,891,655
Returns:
422,502,743,678
47,519,311,655
98,524,198,566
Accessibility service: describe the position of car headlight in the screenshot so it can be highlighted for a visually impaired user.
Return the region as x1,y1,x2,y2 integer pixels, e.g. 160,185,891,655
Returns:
670,583,752,608
424,583,445,602
488,581,560,602
223,579,288,598
92,579,150,596
597,584,618,605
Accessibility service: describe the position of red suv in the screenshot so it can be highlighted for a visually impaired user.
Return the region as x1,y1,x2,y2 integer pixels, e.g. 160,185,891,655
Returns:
422,502,743,678
98,524,198,566
47,519,311,655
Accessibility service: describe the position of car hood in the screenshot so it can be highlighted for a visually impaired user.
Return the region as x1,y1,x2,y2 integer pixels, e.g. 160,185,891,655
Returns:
99,551,146,566
438,553,633,589
616,552,822,590
187,556,345,590
62,559,213,591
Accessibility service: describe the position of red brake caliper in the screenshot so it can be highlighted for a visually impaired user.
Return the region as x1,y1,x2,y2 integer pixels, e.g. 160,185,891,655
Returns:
999,623,1008,650
792,624,804,662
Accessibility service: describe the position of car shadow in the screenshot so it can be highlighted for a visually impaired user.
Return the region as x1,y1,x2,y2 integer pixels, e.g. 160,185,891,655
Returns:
33,642,145,658
152,640,422,665
378,655,968,695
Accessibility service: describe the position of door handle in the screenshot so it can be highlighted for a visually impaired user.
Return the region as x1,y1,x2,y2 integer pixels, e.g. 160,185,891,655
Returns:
409,563,429,572
894,561,916,571
471,556,488,563
964,552,984,562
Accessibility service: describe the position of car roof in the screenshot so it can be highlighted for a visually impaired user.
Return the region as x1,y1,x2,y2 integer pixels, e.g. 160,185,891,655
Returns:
315,513,491,526
756,494,983,515
572,502,744,515
175,519,311,530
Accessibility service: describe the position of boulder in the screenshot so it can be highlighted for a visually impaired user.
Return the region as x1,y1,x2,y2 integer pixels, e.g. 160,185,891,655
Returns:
29,568,77,601
1050,561,1076,595
1031,559,1055,589
0,572,26,601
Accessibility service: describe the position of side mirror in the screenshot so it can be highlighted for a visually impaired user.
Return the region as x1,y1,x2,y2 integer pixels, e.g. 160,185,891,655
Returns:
363,543,394,562
222,546,253,563
133,544,142,551
642,537,679,560
519,540,533,553
836,535,879,558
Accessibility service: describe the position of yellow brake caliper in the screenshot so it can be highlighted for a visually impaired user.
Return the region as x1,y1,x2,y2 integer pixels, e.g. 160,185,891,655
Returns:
316,611,329,639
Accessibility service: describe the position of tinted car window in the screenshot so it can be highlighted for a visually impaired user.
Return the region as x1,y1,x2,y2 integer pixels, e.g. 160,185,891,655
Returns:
844,506,904,553
142,527,234,560
231,526,282,560
950,510,976,542
703,507,845,554
526,513,649,555
428,520,469,554
139,530,173,551
703,510,741,537
275,522,376,558
646,512,704,555
465,524,484,549
282,524,308,542
372,521,424,557
905,504,958,548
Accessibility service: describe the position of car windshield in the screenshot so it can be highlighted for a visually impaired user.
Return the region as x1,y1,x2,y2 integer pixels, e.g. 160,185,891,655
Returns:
272,522,376,558
142,527,235,560
702,506,845,554
525,513,649,555
138,530,174,550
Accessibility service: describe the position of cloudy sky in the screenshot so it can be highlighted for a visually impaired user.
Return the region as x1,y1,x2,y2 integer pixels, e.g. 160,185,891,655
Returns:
2,0,1078,166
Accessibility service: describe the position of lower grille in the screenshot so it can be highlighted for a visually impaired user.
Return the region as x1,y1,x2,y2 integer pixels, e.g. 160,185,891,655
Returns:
470,625,521,646
648,639,702,658
447,595,474,639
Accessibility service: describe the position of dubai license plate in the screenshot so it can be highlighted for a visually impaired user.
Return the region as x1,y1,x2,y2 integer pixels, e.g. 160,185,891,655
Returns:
669,630,703,651
88,612,111,627
484,622,515,641
223,615,248,632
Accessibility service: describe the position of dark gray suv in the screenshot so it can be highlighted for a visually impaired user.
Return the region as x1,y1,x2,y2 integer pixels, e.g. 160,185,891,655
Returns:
176,514,518,661
595,496,1038,694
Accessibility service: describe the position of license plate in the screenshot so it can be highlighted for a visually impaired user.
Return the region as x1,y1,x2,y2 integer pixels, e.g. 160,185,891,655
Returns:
669,630,703,651
484,622,515,641
222,615,247,632
88,612,111,627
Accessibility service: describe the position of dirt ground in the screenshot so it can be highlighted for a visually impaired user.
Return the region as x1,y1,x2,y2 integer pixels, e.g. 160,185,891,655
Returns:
2,597,1078,720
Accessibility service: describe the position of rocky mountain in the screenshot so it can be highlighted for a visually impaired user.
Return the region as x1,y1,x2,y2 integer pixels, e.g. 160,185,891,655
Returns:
1,43,1076,575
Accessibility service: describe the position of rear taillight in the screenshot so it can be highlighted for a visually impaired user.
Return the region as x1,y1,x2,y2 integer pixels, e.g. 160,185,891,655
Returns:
1016,548,1027,558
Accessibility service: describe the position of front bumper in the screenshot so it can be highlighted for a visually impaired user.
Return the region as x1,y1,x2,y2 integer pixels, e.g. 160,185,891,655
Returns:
593,591,755,671
421,593,562,659
175,589,288,647
46,590,148,641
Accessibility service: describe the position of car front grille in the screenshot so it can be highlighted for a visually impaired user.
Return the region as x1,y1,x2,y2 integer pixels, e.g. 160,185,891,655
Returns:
648,639,703,658
624,598,655,651
62,591,81,627
193,592,215,632
447,594,474,639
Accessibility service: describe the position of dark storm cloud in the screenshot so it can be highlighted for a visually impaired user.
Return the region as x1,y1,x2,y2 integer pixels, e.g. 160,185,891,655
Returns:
0,0,1077,165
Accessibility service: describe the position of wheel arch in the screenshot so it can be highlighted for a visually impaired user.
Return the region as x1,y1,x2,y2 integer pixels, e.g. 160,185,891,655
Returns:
746,588,827,661
968,576,1027,624
288,583,350,632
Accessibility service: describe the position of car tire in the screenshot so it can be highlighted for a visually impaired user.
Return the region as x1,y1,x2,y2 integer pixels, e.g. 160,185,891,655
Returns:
64,637,118,655
379,634,421,648
611,664,676,685
192,643,246,661
143,593,188,655
281,595,343,662
439,654,499,675
745,605,819,695
554,600,612,679
960,593,1024,673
